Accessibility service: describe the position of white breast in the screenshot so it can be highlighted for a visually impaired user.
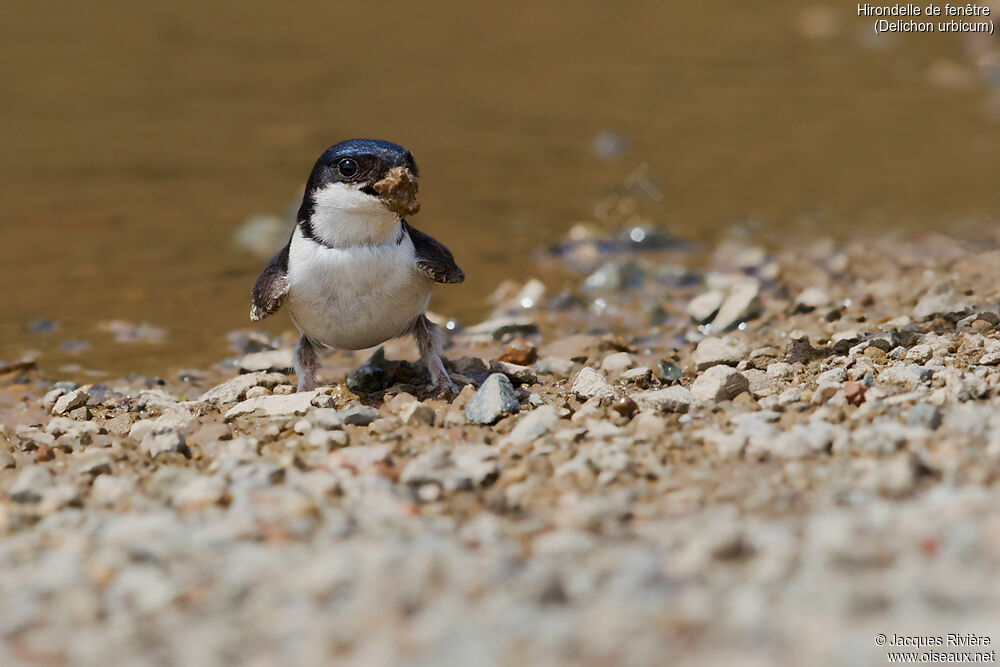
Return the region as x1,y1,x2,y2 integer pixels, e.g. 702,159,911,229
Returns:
285,226,433,350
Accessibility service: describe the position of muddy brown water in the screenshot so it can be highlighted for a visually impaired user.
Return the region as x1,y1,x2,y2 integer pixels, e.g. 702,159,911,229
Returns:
1,2,998,378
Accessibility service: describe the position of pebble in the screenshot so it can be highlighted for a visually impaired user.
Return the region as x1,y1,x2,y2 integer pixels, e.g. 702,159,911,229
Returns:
488,360,537,386
224,392,321,421
570,367,615,401
914,284,971,321
466,374,520,425
9,465,54,503
632,386,693,414
340,405,380,427
711,279,762,331
690,366,749,403
694,337,745,371
600,352,634,376
908,403,942,430
505,405,559,444
199,372,290,404
52,388,90,415
535,357,576,378
141,426,190,458
794,286,830,312
687,291,724,324
238,349,294,373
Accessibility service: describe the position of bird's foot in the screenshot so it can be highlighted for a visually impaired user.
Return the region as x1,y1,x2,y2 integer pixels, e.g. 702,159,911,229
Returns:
429,377,460,399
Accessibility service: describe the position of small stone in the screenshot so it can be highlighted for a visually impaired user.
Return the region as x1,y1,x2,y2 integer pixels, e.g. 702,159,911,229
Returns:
487,360,537,386
52,388,90,415
346,348,390,394
15,426,55,451
224,392,321,421
505,405,559,445
687,291,724,324
600,352,633,376
694,337,745,371
339,405,379,426
324,444,393,474
711,280,762,331
309,408,345,430
570,367,615,401
621,366,653,385
632,386,693,414
199,372,290,404
496,342,538,366
0,450,15,470
73,450,113,476
908,403,942,430
914,284,971,321
9,466,53,503
691,366,749,403
843,381,866,406
142,426,190,458
535,357,576,378
104,413,136,437
656,361,683,383
172,476,229,510
238,349,294,373
830,330,862,353
399,401,435,426
794,286,830,313
466,374,520,425
463,317,538,340
244,386,270,400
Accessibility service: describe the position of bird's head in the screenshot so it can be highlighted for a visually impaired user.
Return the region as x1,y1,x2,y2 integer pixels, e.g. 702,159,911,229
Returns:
298,139,420,247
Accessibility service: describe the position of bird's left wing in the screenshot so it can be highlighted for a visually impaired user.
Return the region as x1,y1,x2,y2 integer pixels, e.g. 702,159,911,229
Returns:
403,221,465,284
250,242,291,321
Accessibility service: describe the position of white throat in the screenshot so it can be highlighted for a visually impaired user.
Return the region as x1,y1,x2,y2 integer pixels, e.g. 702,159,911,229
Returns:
307,182,400,247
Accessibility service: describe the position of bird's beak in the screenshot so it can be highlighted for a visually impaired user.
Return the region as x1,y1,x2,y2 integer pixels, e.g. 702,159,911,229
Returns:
371,166,420,217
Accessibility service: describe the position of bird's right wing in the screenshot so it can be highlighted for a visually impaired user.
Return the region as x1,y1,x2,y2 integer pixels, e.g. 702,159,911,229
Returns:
250,242,291,321
404,221,465,284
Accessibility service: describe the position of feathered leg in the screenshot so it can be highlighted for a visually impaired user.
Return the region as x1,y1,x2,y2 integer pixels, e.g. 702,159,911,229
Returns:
294,335,320,392
412,315,457,394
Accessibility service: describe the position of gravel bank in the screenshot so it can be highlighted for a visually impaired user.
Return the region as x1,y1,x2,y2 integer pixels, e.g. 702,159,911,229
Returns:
3,227,1000,666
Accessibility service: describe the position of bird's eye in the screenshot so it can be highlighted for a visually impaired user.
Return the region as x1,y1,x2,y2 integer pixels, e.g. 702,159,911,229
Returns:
337,158,359,178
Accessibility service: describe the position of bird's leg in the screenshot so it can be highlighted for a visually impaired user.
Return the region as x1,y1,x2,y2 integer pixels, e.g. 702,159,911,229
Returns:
412,315,458,394
294,335,320,392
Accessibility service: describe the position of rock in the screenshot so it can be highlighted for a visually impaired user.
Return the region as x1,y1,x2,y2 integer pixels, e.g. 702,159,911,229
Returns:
73,451,113,477
505,405,559,444
907,402,942,430
656,361,683,383
691,366,749,402
90,475,137,505
687,291,724,324
238,349,294,373
570,367,615,401
399,401,435,426
0,450,14,470
632,386,693,414
487,360,537,386
794,286,830,313
104,413,135,438
401,445,499,492
199,372,290,404
463,317,538,340
535,357,576,378
914,284,971,321
830,330,862,354
339,405,380,426
323,444,393,474
15,426,55,451
844,381,866,406
9,465,54,503
52,388,90,415
224,392,321,421
141,426,190,458
496,341,538,366
600,352,634,376
172,476,229,510
621,366,653,385
694,337,745,371
711,279,762,331
466,374,520,425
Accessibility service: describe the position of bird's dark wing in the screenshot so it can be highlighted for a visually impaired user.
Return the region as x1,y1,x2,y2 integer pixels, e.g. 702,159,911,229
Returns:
250,241,291,321
403,221,465,284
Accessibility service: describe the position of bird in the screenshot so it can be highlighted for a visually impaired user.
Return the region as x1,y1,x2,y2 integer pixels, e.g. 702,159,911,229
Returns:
250,139,464,393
